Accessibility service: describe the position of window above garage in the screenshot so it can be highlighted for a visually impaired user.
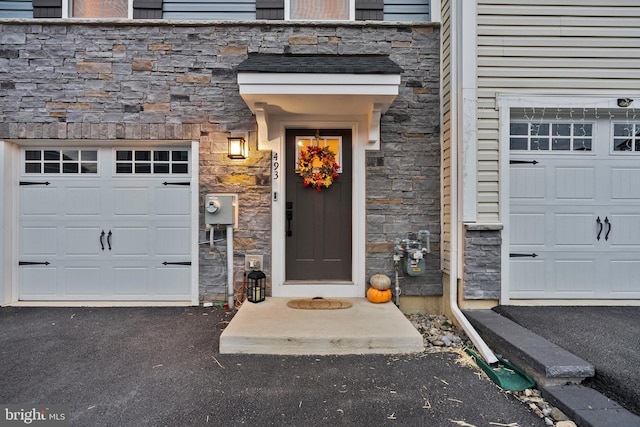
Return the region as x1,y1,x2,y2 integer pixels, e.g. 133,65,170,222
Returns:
32,0,161,19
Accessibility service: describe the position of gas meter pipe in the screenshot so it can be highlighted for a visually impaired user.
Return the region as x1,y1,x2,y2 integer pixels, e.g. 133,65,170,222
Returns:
227,224,234,308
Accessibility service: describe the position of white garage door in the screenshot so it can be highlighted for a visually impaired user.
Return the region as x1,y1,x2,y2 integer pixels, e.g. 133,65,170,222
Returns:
509,118,640,299
18,146,193,301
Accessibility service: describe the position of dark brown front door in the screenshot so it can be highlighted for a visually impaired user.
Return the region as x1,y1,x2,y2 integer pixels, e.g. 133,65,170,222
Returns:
285,129,352,281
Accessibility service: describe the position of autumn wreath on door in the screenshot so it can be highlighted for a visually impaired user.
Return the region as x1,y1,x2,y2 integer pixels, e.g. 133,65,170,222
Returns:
297,146,340,192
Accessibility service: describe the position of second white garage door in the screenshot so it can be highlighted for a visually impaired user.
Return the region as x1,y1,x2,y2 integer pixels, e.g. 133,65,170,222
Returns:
18,146,194,301
509,118,640,300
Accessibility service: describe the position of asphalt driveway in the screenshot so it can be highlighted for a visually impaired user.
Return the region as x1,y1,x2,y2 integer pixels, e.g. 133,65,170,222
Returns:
0,306,547,426
494,305,640,417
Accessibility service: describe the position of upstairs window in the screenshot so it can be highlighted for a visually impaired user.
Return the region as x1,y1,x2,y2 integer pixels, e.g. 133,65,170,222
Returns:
71,0,129,18
59,0,134,18
287,0,353,21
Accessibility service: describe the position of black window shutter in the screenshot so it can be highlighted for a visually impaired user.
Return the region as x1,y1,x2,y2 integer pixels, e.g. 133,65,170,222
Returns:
33,0,62,18
256,0,284,20
133,0,162,19
355,0,383,21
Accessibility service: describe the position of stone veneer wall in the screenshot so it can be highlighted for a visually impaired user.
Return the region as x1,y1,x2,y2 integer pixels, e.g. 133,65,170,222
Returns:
463,224,502,299
0,19,440,300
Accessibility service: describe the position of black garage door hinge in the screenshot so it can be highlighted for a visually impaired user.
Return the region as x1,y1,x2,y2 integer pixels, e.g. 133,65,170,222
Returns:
162,182,190,186
162,261,192,266
510,160,538,165
20,181,51,186
19,261,51,265
509,253,538,258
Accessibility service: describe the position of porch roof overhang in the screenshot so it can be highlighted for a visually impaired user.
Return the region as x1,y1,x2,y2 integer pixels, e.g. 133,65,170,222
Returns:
236,55,403,148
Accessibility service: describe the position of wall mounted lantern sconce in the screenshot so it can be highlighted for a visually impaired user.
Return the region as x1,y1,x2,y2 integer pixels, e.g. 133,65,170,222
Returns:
617,98,634,108
227,136,248,159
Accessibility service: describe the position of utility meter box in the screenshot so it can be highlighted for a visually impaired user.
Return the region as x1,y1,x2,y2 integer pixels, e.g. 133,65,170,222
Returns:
204,193,238,227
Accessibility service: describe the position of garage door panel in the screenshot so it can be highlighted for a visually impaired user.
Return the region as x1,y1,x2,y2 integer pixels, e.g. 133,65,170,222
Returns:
20,187,58,216
607,214,640,247
156,187,191,215
509,259,546,296
113,187,149,216
65,227,103,255
155,266,191,296
611,168,640,200
610,260,640,294
510,213,545,246
113,267,149,296
65,187,101,216
510,167,546,199
21,226,58,255
554,259,596,294
20,267,58,297
156,227,191,256
554,214,595,247
111,227,149,256
64,267,101,295
555,167,595,200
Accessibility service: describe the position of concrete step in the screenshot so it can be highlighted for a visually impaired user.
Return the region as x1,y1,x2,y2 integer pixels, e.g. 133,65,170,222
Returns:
464,310,595,386
542,384,640,427
220,297,425,355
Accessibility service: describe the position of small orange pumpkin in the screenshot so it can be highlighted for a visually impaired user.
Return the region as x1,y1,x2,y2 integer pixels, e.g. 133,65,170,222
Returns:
367,287,392,303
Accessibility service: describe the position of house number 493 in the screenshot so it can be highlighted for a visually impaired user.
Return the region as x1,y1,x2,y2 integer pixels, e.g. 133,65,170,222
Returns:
272,152,279,180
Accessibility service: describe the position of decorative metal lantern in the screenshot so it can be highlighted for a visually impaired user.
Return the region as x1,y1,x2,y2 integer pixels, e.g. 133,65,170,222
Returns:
246,270,266,303
227,136,248,159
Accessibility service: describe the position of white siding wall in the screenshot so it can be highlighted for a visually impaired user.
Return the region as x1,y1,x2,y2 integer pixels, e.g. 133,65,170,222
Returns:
440,0,452,273
476,0,640,222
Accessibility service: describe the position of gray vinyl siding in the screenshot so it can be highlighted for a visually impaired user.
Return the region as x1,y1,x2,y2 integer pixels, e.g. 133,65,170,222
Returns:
385,0,430,21
0,0,32,18
476,0,640,222
163,0,255,20
440,0,451,274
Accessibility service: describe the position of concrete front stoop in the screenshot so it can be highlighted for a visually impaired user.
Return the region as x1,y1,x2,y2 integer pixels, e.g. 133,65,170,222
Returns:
464,310,640,427
219,297,425,355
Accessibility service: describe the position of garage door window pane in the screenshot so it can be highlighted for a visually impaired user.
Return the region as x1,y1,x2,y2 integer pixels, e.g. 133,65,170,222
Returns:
116,149,189,175
116,163,132,174
510,120,593,153
135,151,151,161
172,164,188,174
135,163,151,174
82,151,98,161
44,163,60,173
81,163,98,174
172,151,189,161
613,123,640,152
63,163,79,173
25,163,41,173
154,151,170,161
117,151,132,161
154,163,170,173
25,150,41,161
44,151,60,161
24,149,98,174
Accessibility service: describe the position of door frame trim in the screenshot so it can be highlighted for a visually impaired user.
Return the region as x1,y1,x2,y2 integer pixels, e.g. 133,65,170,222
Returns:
270,116,371,298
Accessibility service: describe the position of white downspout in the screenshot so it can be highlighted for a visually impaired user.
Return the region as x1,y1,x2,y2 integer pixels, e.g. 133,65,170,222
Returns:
448,0,498,366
